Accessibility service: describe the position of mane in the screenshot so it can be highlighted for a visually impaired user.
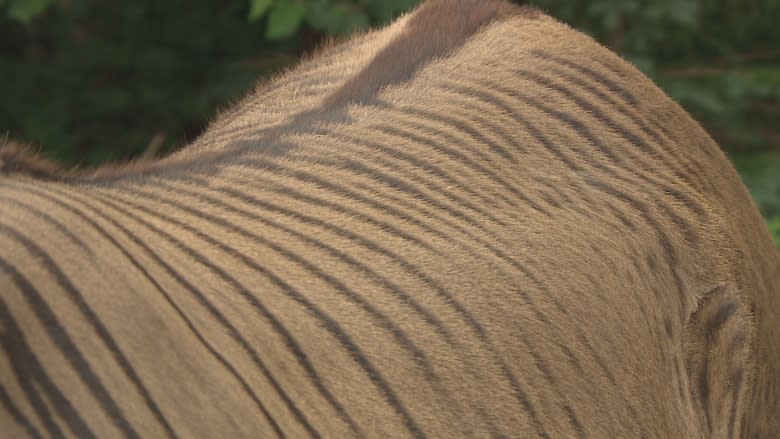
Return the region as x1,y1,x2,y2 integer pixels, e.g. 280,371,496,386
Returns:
1,0,543,184
0,138,70,180
323,0,540,108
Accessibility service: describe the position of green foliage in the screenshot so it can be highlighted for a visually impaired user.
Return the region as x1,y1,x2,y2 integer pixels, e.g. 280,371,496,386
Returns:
533,0,780,244
1,0,778,245
248,0,418,37
0,1,299,165
265,1,306,39
532,0,780,153
248,0,274,21
731,152,780,245
769,217,780,247
2,0,54,23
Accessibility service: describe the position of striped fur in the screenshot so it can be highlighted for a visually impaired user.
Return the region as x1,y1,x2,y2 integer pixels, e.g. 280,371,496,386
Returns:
1,0,779,437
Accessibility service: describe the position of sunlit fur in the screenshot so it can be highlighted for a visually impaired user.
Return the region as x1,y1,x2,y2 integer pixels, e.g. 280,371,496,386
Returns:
1,0,778,437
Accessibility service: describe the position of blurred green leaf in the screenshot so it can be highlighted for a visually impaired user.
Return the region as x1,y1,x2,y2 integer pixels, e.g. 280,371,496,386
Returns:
731,152,780,218
767,217,780,247
265,1,305,39
6,0,53,23
248,0,273,21
306,2,369,35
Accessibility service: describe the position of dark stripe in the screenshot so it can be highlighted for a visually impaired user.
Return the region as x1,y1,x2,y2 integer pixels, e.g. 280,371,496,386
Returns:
371,112,551,216
103,157,528,356
370,123,544,215
728,369,744,438
415,101,526,153
439,85,630,226
583,177,686,319
0,195,93,256
222,93,533,220
116,181,446,383
356,151,520,229
213,189,549,437
0,265,96,439
529,50,639,107
501,84,622,165
0,223,150,439
537,178,572,204
511,68,705,232
577,327,647,437
538,189,561,208
344,146,520,225
529,59,704,185
31,185,286,437
563,404,587,439
445,76,702,249
646,253,660,271
665,318,674,338
133,177,498,431
315,125,520,229
243,174,440,254
0,383,44,439
518,332,587,437
100,250,289,439
6,183,304,439
538,49,700,171
434,82,584,172
321,0,522,108
234,157,493,250
374,83,646,435
562,339,638,434
603,200,639,231
728,331,748,356
547,61,709,191
292,150,512,240
45,4,531,182
160,177,457,345
400,106,520,163
699,356,713,433
707,301,738,337
96,253,289,439
90,193,426,439
676,353,690,406
154,175,554,437
214,213,555,439
176,171,547,407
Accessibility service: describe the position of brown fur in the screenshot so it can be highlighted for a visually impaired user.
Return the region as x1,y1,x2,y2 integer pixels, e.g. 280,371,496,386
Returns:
322,0,538,108
0,139,67,180
0,0,778,437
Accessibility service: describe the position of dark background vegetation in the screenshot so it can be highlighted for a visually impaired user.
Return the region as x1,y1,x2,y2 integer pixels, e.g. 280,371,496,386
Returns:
1,0,779,244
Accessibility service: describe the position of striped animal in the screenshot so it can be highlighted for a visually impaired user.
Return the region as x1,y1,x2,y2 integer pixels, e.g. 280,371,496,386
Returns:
1,0,778,437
